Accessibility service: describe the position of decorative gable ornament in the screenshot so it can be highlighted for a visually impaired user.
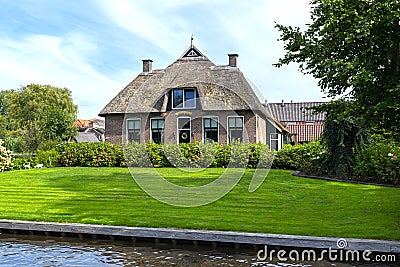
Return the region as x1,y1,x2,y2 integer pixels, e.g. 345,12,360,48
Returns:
181,46,205,58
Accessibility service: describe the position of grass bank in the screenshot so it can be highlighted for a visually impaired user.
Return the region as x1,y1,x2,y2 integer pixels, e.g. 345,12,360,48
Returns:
0,167,398,240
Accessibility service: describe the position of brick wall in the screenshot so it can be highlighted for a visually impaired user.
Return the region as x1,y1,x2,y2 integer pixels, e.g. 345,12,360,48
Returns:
104,114,124,144
105,110,259,145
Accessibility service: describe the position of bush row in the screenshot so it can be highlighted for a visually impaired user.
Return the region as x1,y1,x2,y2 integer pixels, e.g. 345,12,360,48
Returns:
3,138,399,185
6,149,59,171
3,142,274,170
274,137,400,185
56,142,273,169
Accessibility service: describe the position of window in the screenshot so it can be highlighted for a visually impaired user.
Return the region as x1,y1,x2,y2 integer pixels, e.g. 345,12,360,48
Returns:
127,119,140,143
228,116,244,143
178,117,191,143
203,117,218,143
270,133,281,151
151,118,164,144
172,88,196,109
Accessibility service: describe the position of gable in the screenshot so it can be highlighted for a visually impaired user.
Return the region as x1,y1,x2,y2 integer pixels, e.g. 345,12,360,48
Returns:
179,45,206,59
182,46,204,58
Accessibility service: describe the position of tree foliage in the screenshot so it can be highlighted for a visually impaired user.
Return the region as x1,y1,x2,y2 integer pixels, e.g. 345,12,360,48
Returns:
275,0,400,139
0,84,77,152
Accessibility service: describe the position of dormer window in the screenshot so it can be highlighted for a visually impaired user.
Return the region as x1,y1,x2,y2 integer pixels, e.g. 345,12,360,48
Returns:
172,88,196,109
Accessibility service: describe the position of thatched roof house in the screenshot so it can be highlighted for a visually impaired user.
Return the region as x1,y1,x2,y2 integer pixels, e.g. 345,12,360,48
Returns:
99,44,287,149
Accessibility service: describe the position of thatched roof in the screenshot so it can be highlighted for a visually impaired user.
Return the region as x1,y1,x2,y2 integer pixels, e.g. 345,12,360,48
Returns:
99,45,287,132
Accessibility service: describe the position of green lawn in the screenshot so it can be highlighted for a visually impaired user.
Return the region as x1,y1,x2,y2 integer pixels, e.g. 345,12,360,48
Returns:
0,167,398,240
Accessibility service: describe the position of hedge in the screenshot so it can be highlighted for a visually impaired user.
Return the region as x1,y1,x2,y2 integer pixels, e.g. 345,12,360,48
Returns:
5,139,399,185
54,142,273,169
272,141,325,170
56,142,125,167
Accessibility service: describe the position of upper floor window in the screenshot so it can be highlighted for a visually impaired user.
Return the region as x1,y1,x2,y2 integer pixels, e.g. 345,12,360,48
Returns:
172,88,196,109
228,116,244,143
127,118,141,143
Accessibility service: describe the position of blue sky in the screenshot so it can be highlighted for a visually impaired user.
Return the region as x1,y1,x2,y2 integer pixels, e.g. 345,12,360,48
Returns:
0,0,326,119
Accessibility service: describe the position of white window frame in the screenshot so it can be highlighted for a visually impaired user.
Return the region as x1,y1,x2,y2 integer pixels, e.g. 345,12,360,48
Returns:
227,115,244,143
177,116,191,143
172,88,196,109
270,132,282,151
202,116,219,143
150,117,165,144
126,118,141,143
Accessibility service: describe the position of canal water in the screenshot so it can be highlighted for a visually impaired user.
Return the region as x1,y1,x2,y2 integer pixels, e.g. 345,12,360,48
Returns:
0,234,393,266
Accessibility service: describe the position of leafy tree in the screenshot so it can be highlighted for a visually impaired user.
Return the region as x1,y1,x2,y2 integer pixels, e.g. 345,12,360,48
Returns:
0,91,13,137
275,0,400,139
0,84,78,151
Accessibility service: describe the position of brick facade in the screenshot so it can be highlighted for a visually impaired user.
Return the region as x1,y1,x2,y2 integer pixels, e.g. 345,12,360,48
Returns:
105,110,262,145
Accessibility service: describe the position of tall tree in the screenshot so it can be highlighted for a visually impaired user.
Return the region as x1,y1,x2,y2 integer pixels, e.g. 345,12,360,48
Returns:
275,0,400,139
1,84,78,151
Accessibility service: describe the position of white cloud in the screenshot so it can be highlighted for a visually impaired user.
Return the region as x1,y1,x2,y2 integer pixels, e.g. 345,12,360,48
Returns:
0,33,121,118
0,0,325,119
96,0,186,53
94,0,324,104
201,0,321,103
263,0,312,26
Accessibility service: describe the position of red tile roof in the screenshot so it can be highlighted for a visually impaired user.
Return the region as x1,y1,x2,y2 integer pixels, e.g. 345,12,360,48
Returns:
286,122,324,143
73,119,91,129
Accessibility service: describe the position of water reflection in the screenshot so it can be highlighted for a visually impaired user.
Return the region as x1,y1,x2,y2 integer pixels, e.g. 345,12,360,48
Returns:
0,234,387,267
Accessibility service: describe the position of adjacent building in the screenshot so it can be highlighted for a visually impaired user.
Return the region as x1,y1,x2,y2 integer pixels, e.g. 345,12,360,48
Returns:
73,117,105,143
266,101,326,145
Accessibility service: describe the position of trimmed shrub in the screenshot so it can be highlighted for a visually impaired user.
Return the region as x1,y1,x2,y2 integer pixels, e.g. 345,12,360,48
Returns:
124,142,151,167
56,142,125,167
8,157,36,170
37,149,59,167
229,141,250,168
162,142,218,168
146,142,170,167
212,144,231,168
354,135,400,185
272,141,325,171
249,143,274,169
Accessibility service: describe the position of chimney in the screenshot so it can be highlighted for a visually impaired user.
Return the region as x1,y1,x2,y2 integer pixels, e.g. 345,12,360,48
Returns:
228,54,238,67
142,59,153,73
